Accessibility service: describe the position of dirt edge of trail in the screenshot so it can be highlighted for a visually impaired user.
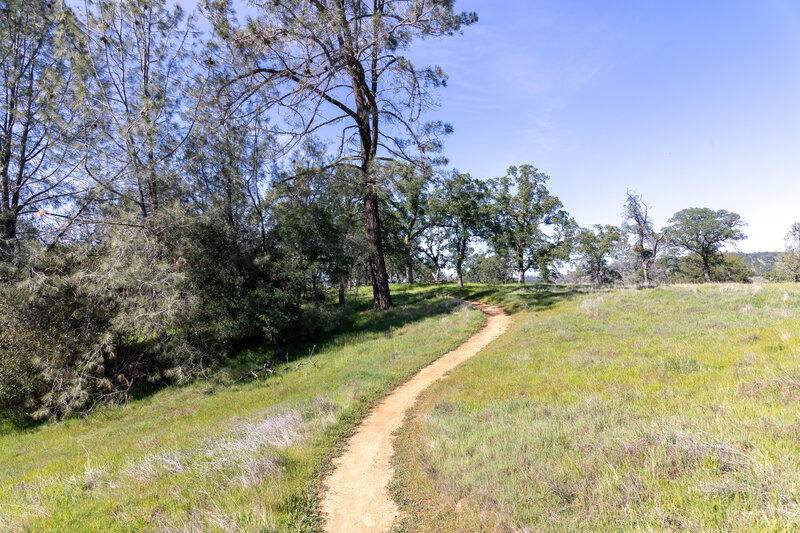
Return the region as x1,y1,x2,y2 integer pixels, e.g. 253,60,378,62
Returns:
320,300,512,533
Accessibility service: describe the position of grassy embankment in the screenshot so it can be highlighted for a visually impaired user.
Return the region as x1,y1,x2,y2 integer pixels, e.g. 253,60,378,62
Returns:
0,289,485,532
393,283,800,531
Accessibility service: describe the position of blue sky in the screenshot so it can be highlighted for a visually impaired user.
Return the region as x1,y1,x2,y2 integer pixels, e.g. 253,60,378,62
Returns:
407,0,800,252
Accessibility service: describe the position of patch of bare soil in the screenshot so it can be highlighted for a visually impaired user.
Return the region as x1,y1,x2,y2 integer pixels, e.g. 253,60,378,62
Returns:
320,301,511,532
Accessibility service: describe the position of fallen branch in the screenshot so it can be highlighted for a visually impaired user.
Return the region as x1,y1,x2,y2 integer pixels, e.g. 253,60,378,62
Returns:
236,359,275,382
295,346,318,370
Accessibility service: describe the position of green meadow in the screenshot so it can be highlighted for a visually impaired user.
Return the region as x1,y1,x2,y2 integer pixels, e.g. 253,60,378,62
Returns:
393,283,800,532
0,292,484,532
5,283,800,532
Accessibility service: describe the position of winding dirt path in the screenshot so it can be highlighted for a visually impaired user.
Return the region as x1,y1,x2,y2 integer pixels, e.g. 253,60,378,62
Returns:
320,300,511,533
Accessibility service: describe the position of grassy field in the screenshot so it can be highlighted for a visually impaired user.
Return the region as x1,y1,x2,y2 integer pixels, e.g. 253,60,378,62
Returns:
392,283,800,532
0,290,485,532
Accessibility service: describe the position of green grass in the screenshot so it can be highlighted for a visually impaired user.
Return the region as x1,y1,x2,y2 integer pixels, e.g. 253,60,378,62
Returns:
392,283,800,532
0,289,485,532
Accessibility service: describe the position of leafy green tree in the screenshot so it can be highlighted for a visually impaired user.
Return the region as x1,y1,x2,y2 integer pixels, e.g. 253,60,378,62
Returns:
531,216,578,283
576,224,623,285
381,162,433,284
435,172,490,287
209,0,476,309
464,252,513,284
491,164,575,283
268,141,361,303
418,224,448,282
0,0,78,257
622,191,665,286
666,207,747,281
668,252,753,283
768,223,800,281
72,0,203,223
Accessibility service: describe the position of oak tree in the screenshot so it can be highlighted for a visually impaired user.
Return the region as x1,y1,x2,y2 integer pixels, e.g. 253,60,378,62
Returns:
435,171,489,287
666,207,746,281
492,164,574,283
622,191,664,286
576,224,622,285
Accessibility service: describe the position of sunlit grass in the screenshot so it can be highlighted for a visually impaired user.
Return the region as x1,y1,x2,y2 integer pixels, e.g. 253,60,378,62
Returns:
0,291,484,532
393,283,800,532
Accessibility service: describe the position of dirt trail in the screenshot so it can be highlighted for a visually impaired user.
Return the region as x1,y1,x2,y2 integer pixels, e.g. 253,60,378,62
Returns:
320,300,511,533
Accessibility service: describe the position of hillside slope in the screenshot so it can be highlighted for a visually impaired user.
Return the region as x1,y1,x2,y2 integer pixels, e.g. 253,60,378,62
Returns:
739,251,781,275
393,283,800,531
0,292,484,532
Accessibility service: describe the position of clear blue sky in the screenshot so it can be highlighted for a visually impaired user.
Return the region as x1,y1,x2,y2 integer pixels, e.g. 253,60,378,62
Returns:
408,0,800,252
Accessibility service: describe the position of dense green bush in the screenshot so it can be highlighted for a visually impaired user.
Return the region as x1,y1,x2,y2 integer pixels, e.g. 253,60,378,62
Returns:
766,251,800,281
665,252,754,283
0,267,113,419
464,253,514,283
0,185,359,420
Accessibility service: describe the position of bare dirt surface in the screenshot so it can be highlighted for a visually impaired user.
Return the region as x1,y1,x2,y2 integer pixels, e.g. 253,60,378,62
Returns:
320,300,511,533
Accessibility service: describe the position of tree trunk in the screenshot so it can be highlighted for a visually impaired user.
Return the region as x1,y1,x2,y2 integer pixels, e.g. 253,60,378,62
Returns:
0,213,15,256
364,187,393,309
404,234,414,284
701,256,711,281
0,142,15,255
642,259,651,286
338,280,346,306
516,252,526,283
457,242,466,287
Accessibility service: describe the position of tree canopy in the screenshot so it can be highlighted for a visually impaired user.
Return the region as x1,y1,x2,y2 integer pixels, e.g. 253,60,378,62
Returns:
576,224,623,285
209,0,477,309
491,164,576,283
666,207,747,281
622,191,664,286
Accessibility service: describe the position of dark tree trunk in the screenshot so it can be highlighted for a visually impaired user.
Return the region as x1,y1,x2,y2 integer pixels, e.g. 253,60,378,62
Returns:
404,234,413,284
364,186,393,309
517,269,525,284
456,241,466,287
0,214,15,256
0,141,15,255
701,255,711,281
338,280,346,306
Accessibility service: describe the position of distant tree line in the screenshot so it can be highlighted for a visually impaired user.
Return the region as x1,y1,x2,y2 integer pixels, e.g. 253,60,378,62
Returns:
411,184,754,287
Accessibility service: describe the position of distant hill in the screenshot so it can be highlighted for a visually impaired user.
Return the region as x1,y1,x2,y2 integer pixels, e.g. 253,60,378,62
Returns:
738,251,781,275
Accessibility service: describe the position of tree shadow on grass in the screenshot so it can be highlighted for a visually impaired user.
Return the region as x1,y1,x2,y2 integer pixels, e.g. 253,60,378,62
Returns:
424,282,590,314
0,284,587,432
0,415,42,436
87,290,465,412
228,282,589,379
225,290,468,377
6,284,585,434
